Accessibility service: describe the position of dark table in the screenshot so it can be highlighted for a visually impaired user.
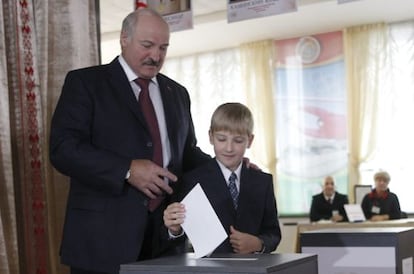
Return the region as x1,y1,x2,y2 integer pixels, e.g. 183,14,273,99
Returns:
300,227,414,274
120,253,318,274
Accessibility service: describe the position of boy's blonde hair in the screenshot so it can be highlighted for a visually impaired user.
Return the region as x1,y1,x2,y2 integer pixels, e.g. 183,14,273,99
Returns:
210,102,254,135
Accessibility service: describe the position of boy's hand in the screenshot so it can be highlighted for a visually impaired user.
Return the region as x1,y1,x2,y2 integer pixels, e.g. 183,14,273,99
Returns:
163,202,186,235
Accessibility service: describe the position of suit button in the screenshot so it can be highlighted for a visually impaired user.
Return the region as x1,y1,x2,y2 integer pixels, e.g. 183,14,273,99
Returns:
143,199,148,207
147,142,153,147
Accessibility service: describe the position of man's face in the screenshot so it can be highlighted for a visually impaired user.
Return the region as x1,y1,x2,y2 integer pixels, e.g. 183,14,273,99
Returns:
209,130,253,172
323,177,335,196
121,14,170,79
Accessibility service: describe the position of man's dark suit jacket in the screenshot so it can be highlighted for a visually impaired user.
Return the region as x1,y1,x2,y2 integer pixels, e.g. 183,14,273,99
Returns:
309,191,349,222
174,159,281,253
49,58,209,273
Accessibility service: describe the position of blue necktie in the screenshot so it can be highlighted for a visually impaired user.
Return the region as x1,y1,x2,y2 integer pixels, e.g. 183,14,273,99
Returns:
228,172,239,209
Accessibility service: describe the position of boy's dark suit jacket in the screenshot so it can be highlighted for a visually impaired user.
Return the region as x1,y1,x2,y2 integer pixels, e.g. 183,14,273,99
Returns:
309,191,349,222
175,158,281,253
49,58,209,273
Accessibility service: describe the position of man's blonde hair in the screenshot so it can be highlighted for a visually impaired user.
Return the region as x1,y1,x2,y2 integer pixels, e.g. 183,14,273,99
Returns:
210,102,254,135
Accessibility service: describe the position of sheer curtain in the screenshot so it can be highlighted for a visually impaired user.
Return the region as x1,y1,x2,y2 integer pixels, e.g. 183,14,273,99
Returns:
240,40,277,176
344,23,387,201
0,1,99,274
358,21,414,211
345,20,414,211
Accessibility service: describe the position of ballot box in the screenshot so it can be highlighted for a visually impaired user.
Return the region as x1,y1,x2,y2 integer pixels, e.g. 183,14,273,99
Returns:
300,227,414,274
119,253,318,274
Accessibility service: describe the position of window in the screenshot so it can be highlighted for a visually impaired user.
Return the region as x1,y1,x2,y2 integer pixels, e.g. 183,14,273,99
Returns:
359,21,414,213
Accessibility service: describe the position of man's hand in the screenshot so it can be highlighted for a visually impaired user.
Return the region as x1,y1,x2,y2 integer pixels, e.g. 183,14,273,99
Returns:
331,214,344,222
127,159,177,199
163,202,185,235
243,157,261,171
370,214,389,221
229,225,262,254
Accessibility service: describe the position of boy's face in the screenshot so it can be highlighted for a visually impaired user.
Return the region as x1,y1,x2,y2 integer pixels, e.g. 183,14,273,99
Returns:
209,130,254,171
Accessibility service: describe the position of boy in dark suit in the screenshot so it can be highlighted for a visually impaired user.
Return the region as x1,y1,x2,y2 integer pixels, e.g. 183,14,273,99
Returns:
309,175,349,222
164,102,281,254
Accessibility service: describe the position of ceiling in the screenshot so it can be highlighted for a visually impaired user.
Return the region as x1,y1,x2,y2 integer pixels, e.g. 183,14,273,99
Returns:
99,0,414,61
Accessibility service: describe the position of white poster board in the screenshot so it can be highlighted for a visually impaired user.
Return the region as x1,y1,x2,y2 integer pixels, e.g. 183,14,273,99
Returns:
354,185,372,204
344,204,366,223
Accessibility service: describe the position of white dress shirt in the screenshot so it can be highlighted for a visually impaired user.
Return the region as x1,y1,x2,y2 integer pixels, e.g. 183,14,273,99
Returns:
118,55,171,168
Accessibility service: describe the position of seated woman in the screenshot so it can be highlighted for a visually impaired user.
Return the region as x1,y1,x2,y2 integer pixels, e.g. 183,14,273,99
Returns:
361,171,401,221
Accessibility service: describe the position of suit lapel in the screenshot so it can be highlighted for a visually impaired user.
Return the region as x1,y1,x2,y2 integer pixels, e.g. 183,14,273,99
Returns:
237,165,252,212
201,160,236,213
156,75,176,140
106,58,148,127
156,75,181,170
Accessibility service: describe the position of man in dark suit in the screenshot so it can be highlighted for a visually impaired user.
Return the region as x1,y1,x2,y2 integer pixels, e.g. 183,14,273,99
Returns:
49,8,209,274
309,175,349,222
164,103,281,254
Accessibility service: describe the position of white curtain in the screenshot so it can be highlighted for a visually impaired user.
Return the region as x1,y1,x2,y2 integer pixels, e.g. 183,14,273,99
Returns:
359,20,414,212
344,23,387,202
240,40,277,176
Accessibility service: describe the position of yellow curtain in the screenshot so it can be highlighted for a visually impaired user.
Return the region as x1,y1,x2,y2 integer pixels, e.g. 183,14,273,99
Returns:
344,23,388,202
240,40,277,178
0,1,99,274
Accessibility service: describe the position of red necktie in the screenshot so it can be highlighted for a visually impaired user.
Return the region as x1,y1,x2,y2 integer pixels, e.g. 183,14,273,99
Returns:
135,78,164,211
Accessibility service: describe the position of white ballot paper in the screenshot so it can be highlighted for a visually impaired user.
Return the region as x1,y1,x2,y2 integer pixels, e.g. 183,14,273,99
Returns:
180,183,227,258
344,204,366,222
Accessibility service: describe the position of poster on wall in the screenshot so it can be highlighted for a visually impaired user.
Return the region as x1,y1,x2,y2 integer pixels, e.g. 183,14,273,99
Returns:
273,31,348,215
135,0,193,32
227,0,297,23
